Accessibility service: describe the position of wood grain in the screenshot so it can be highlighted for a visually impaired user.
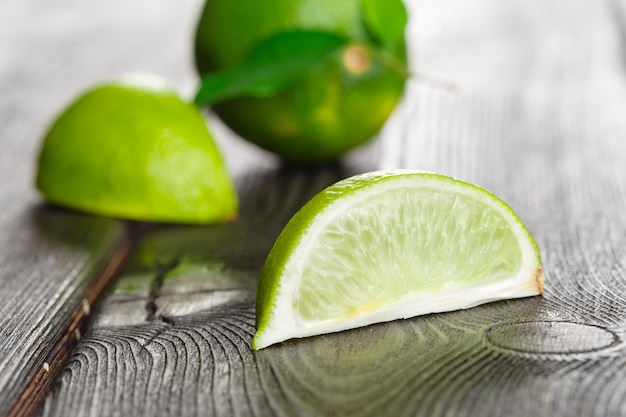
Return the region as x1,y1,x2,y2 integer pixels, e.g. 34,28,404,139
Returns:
0,0,202,415
0,206,127,417
7,0,626,416
0,3,134,412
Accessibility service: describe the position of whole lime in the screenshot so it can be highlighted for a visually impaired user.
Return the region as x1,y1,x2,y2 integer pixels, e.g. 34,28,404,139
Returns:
194,0,407,163
36,74,238,224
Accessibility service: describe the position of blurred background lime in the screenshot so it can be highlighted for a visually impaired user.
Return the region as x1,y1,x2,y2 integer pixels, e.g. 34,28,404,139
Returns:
194,0,408,163
36,74,238,224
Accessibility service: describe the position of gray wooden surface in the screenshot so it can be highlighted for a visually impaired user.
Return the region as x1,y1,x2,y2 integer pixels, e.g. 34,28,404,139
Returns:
2,0,626,416
0,0,203,414
0,0,136,413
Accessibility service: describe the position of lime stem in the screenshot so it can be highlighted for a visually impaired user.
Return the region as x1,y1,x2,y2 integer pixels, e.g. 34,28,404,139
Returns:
342,45,372,74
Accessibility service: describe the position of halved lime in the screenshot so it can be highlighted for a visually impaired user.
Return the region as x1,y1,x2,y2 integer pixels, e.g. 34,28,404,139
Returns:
253,170,543,349
36,73,237,224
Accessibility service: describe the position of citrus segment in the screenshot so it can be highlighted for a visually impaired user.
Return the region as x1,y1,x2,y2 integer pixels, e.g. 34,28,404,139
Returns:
36,74,238,224
253,171,542,349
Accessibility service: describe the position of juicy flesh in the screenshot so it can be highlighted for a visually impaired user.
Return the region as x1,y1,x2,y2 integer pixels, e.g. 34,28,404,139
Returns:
294,187,522,323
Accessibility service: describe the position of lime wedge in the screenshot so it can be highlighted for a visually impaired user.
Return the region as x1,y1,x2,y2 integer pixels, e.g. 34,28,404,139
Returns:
253,170,543,350
36,74,237,224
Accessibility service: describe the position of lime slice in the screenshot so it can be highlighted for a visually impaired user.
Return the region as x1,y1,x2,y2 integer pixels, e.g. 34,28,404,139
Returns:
36,73,237,224
253,170,543,349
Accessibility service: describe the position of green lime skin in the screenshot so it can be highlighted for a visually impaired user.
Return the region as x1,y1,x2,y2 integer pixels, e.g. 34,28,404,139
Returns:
194,0,407,163
36,76,238,224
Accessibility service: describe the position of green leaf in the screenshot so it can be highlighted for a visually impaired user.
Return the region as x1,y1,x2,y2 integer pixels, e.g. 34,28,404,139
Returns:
194,31,348,107
360,0,408,48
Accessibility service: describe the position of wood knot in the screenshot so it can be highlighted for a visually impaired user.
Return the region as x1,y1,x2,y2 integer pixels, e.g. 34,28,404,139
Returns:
485,321,622,360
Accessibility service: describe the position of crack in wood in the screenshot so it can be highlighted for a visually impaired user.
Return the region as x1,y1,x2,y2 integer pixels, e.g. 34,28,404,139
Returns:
144,260,179,323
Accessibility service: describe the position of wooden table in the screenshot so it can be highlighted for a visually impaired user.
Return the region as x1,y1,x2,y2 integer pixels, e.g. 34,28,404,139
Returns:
2,0,626,415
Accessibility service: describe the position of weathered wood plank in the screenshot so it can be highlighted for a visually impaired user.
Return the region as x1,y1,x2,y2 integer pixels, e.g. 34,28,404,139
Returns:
0,0,205,414
0,2,134,413
27,0,626,416
0,212,131,417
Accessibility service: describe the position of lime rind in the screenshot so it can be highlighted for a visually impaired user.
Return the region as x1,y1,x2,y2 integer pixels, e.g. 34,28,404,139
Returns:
253,170,542,350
